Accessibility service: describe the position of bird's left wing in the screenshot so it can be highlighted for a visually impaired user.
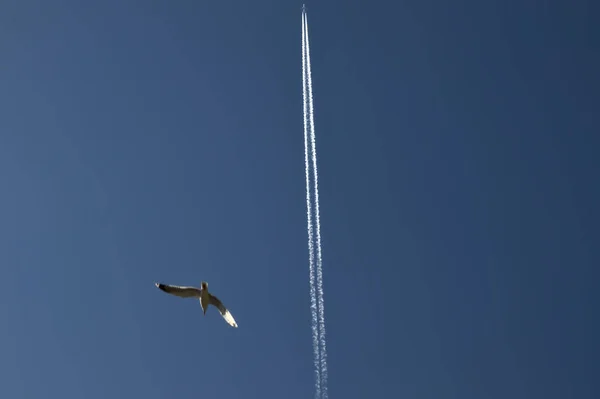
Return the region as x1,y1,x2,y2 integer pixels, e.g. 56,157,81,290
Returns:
209,294,238,328
155,283,202,298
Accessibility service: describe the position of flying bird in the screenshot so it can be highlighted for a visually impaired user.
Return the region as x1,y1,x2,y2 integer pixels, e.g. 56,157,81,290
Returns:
155,281,238,328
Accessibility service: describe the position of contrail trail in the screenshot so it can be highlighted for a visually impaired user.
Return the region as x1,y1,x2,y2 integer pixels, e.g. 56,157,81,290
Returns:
302,9,321,399
303,9,329,399
305,14,328,399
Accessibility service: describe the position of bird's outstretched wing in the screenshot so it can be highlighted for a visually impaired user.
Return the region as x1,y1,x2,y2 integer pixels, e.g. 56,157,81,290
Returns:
155,283,202,298
209,294,238,328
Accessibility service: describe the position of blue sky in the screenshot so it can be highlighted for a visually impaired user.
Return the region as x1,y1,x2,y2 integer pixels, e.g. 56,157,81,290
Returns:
1,0,598,398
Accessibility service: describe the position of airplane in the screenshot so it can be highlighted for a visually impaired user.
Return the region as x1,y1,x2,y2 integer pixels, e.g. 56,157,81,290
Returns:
302,4,306,12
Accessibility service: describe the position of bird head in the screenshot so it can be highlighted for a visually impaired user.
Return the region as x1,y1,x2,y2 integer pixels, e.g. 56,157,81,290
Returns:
201,281,208,290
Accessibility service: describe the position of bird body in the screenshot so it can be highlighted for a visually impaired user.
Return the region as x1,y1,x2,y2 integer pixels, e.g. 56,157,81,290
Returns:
199,282,210,315
155,281,238,328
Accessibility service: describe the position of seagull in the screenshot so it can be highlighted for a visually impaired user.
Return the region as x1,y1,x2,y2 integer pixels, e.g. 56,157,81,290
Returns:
155,281,238,328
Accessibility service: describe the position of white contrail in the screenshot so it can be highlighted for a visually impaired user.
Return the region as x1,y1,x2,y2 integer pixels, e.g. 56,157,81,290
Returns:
304,11,328,399
302,10,321,399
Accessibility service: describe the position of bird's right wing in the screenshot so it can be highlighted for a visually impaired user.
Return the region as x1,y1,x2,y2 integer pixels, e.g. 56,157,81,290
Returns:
155,283,202,298
209,294,238,328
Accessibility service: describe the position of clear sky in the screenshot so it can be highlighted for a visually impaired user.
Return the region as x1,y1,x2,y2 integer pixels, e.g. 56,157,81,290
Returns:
1,0,598,398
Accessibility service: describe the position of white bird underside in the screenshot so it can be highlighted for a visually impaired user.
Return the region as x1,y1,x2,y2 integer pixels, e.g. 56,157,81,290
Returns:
155,282,238,328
